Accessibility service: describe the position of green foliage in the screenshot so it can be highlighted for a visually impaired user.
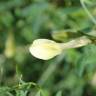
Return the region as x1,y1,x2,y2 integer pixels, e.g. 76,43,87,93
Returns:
56,91,62,96
0,0,96,96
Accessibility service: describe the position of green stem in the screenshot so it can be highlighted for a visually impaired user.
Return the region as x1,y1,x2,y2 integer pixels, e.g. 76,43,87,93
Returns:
80,0,96,25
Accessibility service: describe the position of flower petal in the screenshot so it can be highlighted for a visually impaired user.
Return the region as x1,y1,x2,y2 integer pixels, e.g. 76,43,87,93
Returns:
29,39,62,60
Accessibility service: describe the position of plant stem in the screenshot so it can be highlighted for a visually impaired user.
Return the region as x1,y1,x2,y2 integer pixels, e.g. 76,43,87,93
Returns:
80,0,96,25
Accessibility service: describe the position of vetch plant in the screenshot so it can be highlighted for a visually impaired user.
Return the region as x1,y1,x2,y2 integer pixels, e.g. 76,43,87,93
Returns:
29,36,91,60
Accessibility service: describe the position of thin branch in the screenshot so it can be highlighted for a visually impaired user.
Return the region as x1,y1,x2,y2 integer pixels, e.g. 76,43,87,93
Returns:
80,0,96,25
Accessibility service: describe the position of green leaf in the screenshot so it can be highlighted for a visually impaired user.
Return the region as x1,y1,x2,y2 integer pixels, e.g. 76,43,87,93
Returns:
56,91,62,96
76,44,96,77
35,91,41,96
0,0,25,12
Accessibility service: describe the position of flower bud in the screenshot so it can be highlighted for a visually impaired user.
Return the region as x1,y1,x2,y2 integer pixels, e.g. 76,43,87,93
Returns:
4,31,15,58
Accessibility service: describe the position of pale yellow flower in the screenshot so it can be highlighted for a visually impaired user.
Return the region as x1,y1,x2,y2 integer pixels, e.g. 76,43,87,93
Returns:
29,36,91,60
29,39,62,60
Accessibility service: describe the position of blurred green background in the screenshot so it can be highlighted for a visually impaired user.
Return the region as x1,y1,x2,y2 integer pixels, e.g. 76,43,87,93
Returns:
0,0,96,96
